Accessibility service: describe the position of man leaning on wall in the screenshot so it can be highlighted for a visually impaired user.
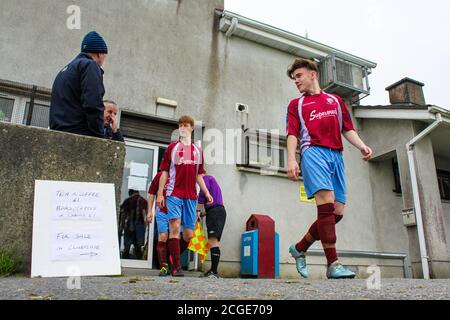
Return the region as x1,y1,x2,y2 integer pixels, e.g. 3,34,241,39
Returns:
49,31,108,138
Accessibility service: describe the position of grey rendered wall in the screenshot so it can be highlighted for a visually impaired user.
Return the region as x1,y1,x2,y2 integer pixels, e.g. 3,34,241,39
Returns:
367,159,407,252
0,0,224,121
358,119,417,271
204,33,384,276
435,156,450,249
0,122,125,274
1,0,398,277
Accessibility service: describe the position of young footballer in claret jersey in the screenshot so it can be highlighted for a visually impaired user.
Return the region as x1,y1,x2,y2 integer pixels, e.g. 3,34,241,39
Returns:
286,59,373,279
147,171,171,277
156,115,213,277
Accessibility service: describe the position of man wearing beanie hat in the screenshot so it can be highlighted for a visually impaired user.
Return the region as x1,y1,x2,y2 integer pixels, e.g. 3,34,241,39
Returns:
50,31,109,138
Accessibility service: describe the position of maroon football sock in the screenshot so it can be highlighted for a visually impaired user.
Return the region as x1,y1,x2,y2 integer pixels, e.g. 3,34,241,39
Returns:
308,215,344,241
324,247,338,267
317,203,339,266
296,222,317,253
297,211,344,253
167,238,181,270
295,237,313,254
156,241,168,268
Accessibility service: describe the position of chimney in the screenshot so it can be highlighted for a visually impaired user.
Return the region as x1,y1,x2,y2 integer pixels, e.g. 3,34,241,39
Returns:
385,78,426,105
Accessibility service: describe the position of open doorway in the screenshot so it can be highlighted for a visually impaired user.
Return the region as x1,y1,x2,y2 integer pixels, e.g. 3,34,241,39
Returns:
118,139,163,269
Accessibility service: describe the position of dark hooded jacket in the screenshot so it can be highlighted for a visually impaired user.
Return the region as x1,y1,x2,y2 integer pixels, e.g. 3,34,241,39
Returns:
50,53,105,138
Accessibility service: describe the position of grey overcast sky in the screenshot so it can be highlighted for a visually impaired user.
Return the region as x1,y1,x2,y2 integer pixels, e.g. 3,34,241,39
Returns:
225,0,450,109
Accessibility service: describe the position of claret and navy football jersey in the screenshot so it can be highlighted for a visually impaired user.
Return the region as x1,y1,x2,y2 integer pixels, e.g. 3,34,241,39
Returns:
148,172,168,213
159,141,206,200
286,91,355,155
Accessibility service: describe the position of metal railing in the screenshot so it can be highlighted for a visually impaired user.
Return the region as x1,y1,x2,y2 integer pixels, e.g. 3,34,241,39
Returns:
308,249,411,278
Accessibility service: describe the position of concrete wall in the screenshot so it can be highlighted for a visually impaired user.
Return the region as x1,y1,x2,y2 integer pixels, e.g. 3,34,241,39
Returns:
368,160,408,253
412,122,449,278
0,0,407,278
360,118,450,278
434,155,450,260
358,118,419,276
0,122,125,273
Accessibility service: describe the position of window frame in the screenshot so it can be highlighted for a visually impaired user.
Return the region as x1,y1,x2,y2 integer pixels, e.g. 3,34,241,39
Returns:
0,91,50,128
437,169,450,201
392,158,402,194
240,129,300,176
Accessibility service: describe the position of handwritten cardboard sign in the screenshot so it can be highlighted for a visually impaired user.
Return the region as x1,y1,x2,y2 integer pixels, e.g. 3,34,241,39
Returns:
53,190,103,220
31,181,121,278
50,228,104,261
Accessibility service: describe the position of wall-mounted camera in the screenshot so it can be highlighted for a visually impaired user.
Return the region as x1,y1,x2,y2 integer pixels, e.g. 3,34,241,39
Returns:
236,103,249,114
236,103,249,131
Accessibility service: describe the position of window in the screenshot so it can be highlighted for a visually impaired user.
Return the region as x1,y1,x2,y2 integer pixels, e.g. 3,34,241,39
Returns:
241,129,300,175
392,158,402,193
437,170,450,201
0,79,51,127
0,96,15,122
23,102,50,128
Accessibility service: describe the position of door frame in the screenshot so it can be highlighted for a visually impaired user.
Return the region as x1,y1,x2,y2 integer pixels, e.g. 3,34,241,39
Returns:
120,138,160,269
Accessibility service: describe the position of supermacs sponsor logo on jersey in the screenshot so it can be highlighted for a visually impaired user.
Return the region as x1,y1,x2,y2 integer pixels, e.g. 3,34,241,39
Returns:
309,109,338,121
173,147,201,165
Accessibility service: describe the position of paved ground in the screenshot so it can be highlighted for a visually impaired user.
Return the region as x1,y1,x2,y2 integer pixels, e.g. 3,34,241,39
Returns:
1,273,450,300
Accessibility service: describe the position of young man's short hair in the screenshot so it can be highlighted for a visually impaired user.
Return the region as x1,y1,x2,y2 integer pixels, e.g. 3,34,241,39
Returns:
287,58,320,79
178,115,195,127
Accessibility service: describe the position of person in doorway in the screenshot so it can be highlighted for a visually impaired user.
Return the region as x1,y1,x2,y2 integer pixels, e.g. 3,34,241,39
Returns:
119,189,148,259
156,115,213,277
147,171,171,276
197,174,226,279
285,58,373,279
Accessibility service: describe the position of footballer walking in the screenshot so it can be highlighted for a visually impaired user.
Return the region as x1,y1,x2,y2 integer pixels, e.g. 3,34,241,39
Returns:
286,58,373,279
157,115,213,277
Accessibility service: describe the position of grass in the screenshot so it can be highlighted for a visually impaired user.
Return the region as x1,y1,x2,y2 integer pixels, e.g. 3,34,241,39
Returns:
0,249,21,277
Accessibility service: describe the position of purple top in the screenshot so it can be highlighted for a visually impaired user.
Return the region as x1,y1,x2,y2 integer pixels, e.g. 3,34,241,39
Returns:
198,175,224,210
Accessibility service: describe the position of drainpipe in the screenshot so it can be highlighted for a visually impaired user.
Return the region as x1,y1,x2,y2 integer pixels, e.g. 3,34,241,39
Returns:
225,17,238,37
406,112,443,279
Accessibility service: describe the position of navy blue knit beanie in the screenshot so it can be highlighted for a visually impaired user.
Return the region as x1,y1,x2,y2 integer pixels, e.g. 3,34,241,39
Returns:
81,31,108,54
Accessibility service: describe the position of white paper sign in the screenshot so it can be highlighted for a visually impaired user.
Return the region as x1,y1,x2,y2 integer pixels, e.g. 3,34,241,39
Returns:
53,190,103,220
130,162,149,178
31,181,121,278
51,228,104,261
128,176,147,191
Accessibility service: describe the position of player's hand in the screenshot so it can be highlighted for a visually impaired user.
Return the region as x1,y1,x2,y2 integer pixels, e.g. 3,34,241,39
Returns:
206,193,214,205
156,194,165,209
360,145,373,161
287,160,300,181
146,212,153,225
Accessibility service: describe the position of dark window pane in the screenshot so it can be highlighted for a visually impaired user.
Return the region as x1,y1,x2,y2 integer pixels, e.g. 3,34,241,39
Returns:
437,170,450,201
23,102,50,128
392,159,402,193
0,97,15,122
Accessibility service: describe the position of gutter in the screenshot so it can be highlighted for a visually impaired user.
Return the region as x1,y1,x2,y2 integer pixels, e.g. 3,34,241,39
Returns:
218,10,377,69
406,112,444,279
